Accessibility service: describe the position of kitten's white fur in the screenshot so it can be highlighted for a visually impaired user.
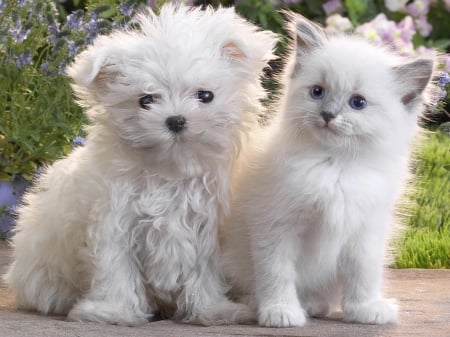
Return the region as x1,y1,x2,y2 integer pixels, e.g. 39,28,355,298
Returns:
221,14,434,327
5,4,277,326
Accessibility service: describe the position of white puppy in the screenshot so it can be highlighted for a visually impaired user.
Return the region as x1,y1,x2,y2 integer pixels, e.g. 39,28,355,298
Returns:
5,4,277,326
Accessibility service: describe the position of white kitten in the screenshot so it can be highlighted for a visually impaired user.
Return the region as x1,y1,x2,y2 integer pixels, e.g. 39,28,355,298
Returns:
221,14,434,327
5,4,277,326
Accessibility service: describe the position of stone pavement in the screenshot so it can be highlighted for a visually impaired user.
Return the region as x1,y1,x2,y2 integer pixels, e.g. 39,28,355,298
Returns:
1,242,449,337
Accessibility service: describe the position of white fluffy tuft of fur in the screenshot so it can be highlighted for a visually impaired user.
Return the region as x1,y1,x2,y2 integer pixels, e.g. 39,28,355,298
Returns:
5,4,278,326
221,13,434,328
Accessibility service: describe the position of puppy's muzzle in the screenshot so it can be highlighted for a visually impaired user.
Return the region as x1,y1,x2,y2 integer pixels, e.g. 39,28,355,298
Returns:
166,115,186,133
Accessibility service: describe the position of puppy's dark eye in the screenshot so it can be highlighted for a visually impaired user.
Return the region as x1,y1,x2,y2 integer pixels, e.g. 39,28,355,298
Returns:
310,85,325,99
197,90,214,103
349,95,367,110
139,94,154,109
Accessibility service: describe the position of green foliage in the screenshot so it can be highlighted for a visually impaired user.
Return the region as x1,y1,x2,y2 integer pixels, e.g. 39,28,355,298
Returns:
344,0,368,24
0,0,143,182
410,131,450,230
393,131,450,268
0,63,84,181
0,1,86,181
394,227,450,268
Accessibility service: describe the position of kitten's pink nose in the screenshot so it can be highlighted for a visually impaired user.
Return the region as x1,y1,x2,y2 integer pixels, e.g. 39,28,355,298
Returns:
320,111,335,123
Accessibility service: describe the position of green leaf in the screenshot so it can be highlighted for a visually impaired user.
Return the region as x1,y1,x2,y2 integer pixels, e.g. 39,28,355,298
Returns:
344,0,369,25
430,39,450,51
303,0,324,16
258,12,268,29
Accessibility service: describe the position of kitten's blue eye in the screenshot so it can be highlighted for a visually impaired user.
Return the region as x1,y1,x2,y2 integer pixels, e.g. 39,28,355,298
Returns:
310,85,325,99
197,90,214,103
349,95,367,110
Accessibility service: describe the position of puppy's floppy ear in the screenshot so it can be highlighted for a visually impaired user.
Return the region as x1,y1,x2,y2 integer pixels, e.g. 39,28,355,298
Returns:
219,9,279,73
66,35,123,102
393,58,434,109
220,33,278,72
221,41,247,62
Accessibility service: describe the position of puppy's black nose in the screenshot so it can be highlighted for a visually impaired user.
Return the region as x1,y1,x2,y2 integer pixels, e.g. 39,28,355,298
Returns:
165,115,186,133
320,111,335,123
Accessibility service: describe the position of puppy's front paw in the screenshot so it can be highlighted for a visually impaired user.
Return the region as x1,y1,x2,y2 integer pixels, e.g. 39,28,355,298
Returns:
220,301,256,325
258,304,306,327
344,298,398,324
68,300,149,326
183,301,256,326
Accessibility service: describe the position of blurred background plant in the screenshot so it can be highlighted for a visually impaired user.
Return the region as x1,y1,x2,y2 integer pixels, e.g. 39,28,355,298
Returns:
0,0,449,266
0,0,136,234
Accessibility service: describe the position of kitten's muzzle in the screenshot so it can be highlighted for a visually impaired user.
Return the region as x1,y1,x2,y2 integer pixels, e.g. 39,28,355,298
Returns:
166,115,186,133
320,111,336,123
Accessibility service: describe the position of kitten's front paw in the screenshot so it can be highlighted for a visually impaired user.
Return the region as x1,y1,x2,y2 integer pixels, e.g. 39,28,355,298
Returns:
68,300,150,326
303,300,332,318
343,298,398,324
258,304,307,327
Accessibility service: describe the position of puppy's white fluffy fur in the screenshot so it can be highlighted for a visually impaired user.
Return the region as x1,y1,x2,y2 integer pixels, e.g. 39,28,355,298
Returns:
5,4,277,326
221,14,434,327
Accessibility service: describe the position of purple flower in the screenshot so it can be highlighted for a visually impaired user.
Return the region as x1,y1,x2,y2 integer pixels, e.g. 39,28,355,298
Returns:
439,72,450,87
14,51,32,68
0,1,7,14
37,13,45,23
323,0,342,15
415,15,432,37
384,0,408,12
11,28,31,43
17,0,33,7
118,1,135,16
72,136,86,148
10,18,31,43
370,14,398,44
356,13,420,56
58,62,68,75
83,15,101,44
47,21,60,44
445,0,450,12
397,16,415,43
416,45,436,58
67,40,79,58
40,62,49,73
66,10,84,31
406,0,430,17
356,24,382,44
325,14,352,33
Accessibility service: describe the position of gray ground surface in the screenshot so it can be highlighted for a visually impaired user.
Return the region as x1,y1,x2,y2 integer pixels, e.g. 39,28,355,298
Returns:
1,242,449,337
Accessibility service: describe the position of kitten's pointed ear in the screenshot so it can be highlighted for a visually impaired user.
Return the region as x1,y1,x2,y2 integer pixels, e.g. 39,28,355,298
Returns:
290,13,326,53
393,59,434,107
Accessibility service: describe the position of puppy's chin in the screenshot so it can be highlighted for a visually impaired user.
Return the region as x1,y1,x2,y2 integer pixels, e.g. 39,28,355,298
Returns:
129,138,232,179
